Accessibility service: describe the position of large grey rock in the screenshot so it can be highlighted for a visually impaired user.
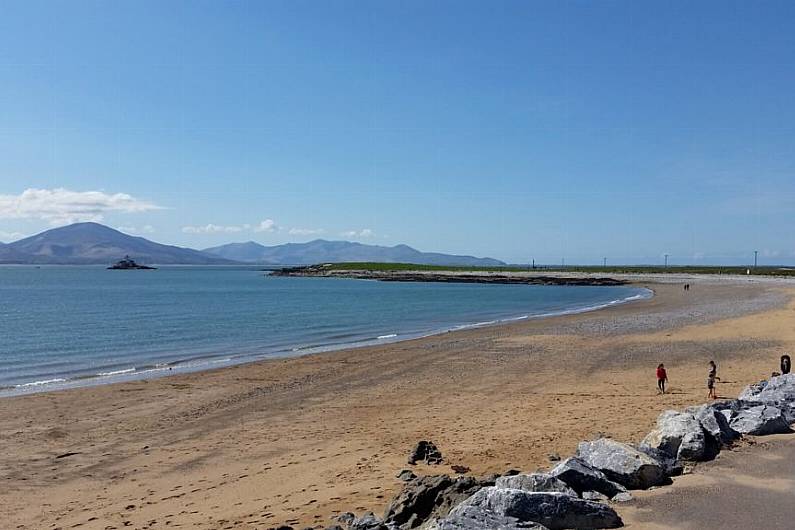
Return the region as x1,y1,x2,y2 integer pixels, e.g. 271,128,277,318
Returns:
738,375,795,424
641,410,708,461
382,474,495,529
739,374,795,403
495,473,577,497
710,399,749,421
428,505,548,530
576,438,669,489
453,488,623,530
688,404,740,447
729,404,791,435
549,457,627,498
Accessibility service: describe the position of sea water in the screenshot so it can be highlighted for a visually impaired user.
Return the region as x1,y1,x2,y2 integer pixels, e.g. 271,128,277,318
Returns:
0,266,650,395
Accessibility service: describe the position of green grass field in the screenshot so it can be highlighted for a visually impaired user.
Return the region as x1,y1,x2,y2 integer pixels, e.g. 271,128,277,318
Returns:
322,262,795,276
319,262,529,272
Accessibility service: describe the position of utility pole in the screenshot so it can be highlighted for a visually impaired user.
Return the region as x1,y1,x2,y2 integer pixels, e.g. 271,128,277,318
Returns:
603,257,607,267
754,250,758,268
531,258,535,270
664,254,669,268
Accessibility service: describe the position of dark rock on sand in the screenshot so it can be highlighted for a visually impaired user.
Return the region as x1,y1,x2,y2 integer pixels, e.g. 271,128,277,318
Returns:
335,512,356,526
495,473,577,497
350,511,390,530
408,441,443,465
429,504,549,529
396,469,417,482
636,446,684,477
576,438,669,490
550,457,628,498
452,488,623,530
382,474,495,529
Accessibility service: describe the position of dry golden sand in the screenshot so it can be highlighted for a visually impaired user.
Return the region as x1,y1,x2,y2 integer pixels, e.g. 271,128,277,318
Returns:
1,281,794,529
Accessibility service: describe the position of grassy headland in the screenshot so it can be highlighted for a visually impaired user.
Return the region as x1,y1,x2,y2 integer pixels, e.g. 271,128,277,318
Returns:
282,262,795,277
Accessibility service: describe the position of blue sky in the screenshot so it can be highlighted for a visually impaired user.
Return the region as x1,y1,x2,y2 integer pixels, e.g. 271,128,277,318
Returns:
1,0,794,264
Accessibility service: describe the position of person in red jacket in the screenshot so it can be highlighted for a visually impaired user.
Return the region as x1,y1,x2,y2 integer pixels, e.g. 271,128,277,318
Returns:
656,363,668,394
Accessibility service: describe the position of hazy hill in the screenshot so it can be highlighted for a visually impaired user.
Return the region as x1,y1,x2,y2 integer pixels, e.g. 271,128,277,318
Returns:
203,239,505,266
4,223,237,265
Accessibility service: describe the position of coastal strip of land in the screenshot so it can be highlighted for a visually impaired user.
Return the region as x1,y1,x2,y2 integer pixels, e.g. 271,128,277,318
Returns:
1,278,794,529
270,263,629,285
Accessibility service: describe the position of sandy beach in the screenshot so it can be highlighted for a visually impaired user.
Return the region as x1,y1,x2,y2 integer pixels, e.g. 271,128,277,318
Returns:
2,278,795,529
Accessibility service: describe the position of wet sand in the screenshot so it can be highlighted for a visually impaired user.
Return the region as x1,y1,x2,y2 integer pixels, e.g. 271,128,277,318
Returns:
1,279,794,529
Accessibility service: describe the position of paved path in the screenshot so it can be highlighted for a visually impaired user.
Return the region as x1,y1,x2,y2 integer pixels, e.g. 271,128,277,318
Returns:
622,434,795,529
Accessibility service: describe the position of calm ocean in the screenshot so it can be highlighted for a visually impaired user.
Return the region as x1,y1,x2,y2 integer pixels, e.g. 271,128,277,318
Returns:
0,266,650,395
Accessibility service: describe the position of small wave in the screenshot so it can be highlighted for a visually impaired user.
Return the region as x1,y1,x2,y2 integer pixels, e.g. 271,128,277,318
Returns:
15,378,66,388
97,368,136,377
453,320,498,330
377,334,398,340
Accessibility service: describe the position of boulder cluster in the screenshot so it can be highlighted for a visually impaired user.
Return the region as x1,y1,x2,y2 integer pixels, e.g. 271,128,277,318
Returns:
276,374,795,530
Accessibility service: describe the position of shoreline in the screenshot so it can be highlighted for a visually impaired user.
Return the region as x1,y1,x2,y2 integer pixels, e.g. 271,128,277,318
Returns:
1,278,793,529
0,283,652,398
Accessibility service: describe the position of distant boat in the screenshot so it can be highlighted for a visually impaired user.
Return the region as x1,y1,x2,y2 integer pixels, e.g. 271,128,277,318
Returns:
108,256,156,270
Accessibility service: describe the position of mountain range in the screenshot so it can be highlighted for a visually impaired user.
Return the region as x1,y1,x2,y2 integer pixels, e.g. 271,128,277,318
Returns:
203,240,505,266
0,223,505,266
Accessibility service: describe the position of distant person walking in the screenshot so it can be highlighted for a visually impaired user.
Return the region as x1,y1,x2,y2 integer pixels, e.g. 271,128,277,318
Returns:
707,360,720,399
657,363,668,394
781,354,791,375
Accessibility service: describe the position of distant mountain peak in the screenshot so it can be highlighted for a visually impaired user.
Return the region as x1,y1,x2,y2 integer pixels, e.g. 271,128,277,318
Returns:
3,223,238,265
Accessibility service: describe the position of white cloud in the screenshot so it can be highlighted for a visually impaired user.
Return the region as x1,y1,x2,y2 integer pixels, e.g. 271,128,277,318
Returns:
182,220,274,235
182,224,245,234
342,228,374,239
254,219,277,233
0,188,162,225
182,218,327,238
288,227,324,236
0,230,25,241
117,225,155,235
